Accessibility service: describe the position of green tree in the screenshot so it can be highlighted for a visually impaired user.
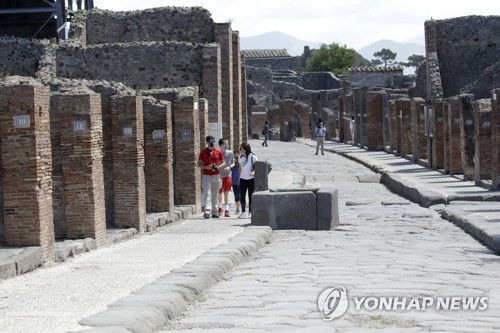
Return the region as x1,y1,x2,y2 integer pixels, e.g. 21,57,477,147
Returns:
307,42,357,76
373,48,397,68
370,59,383,66
401,54,425,68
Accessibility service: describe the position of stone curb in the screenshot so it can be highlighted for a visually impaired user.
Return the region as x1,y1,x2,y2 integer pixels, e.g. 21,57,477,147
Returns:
0,206,196,279
70,226,272,333
441,206,500,255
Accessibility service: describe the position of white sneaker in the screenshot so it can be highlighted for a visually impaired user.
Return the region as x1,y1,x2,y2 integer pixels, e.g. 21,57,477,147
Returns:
238,212,247,219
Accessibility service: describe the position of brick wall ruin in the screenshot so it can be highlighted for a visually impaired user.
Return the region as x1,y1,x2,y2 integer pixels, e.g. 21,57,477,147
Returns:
0,4,247,261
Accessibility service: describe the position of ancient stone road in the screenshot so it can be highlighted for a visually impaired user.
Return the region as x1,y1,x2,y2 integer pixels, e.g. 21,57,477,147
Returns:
163,139,500,332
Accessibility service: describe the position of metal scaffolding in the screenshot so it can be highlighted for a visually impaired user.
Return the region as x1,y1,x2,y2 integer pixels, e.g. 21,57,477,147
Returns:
0,0,94,40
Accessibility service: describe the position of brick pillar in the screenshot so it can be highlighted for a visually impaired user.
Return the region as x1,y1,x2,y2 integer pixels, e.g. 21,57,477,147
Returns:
143,98,174,213
458,94,475,181
54,89,106,246
199,98,209,151
389,100,399,154
353,88,366,147
111,95,146,231
338,96,345,142
447,98,463,176
400,98,412,158
473,100,492,185
432,100,445,170
202,44,222,123
215,23,233,145
241,55,249,142
492,89,500,190
346,93,355,143
88,86,116,227
173,91,201,210
0,80,54,261
232,31,242,150
443,101,450,174
365,91,383,151
410,97,426,162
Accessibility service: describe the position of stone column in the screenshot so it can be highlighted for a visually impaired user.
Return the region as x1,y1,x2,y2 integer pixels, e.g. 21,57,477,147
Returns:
111,94,146,231
432,100,445,170
0,79,55,261
473,100,492,185
400,98,412,158
54,88,107,246
365,91,384,151
410,97,426,162
143,98,174,214
492,89,500,190
202,44,222,123
353,88,367,147
447,98,463,176
214,23,233,144
389,100,399,154
199,98,209,151
232,31,242,150
338,96,345,142
173,90,201,210
458,94,475,181
241,55,249,142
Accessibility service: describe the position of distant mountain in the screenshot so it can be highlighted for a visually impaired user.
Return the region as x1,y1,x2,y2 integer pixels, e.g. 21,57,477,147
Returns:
240,31,322,57
357,39,425,66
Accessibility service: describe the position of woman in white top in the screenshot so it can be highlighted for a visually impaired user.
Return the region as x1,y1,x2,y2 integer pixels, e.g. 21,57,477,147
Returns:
238,142,257,218
343,115,356,144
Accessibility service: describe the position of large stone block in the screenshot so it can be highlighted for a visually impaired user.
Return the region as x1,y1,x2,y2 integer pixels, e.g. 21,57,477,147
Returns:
317,189,339,230
254,160,272,192
251,191,317,230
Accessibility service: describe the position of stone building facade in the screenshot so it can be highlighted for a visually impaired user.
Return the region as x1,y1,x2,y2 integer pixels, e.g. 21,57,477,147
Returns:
0,6,247,262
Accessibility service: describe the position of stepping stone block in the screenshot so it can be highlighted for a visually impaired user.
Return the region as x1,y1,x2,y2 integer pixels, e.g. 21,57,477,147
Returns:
251,189,339,230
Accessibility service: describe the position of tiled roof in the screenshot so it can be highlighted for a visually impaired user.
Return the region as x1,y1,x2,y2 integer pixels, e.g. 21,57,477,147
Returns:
348,66,404,72
243,49,291,58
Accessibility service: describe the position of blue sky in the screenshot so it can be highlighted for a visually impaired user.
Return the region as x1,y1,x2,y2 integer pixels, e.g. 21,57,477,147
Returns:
96,0,500,49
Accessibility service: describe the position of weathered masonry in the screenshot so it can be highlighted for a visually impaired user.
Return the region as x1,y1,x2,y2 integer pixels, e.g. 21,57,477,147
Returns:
0,6,248,262
336,16,500,193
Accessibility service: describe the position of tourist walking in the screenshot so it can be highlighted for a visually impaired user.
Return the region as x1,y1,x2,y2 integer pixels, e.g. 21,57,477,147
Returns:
231,153,241,215
197,135,224,218
261,120,269,147
238,143,257,219
217,138,234,217
314,118,327,155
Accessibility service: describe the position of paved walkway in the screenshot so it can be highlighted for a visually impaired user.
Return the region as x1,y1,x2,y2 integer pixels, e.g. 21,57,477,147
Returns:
164,139,500,332
0,138,499,332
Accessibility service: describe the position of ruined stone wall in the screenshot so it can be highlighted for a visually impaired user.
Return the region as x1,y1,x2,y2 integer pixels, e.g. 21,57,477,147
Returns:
429,16,500,98
271,72,342,91
72,7,215,45
246,66,273,91
245,58,294,71
56,41,204,90
0,37,48,77
348,70,404,88
273,81,340,112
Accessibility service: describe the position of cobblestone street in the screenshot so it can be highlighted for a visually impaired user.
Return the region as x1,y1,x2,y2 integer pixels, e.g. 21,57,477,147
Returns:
164,140,500,332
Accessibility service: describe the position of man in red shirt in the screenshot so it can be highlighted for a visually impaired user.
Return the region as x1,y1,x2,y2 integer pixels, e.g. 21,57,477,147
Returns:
197,135,225,218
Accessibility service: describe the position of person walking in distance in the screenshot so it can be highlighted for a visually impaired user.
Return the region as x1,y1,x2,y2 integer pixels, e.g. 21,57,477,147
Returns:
314,118,327,155
197,135,224,218
343,115,356,144
238,143,257,219
217,138,234,217
231,153,241,215
261,120,269,147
